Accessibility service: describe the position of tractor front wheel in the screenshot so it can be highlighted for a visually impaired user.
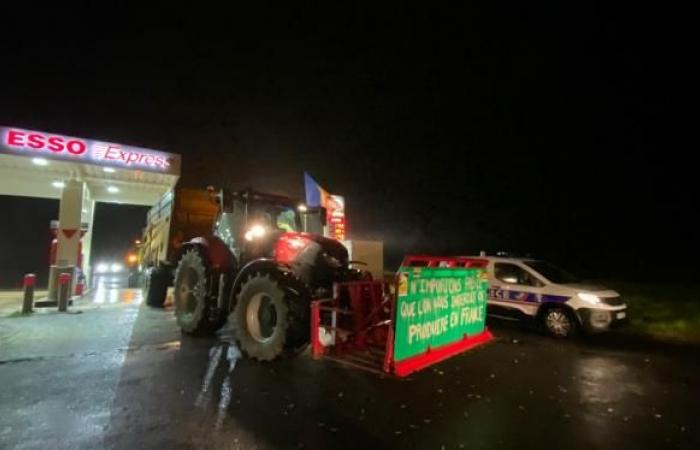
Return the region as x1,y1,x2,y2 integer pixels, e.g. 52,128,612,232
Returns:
231,273,304,361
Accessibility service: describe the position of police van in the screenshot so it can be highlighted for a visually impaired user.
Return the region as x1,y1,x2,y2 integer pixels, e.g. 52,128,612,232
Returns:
473,255,627,337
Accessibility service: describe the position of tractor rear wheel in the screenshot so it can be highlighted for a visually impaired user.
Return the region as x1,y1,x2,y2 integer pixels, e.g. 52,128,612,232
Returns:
174,249,213,335
231,273,307,361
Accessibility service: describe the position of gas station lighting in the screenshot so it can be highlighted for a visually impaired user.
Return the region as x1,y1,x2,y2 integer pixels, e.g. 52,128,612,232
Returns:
107,186,120,193
52,181,65,189
32,157,49,166
103,167,116,173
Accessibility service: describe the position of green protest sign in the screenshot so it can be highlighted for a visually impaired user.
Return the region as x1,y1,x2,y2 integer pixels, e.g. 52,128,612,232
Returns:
393,267,488,362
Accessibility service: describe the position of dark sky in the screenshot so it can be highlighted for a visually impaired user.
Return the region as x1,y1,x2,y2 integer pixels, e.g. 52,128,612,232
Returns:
0,3,693,284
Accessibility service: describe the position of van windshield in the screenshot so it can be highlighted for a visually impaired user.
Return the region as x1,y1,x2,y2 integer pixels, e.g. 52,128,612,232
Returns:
523,260,581,284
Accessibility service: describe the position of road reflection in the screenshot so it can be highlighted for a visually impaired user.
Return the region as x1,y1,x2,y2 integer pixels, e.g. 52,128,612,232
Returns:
576,355,641,405
573,354,644,448
195,326,242,429
91,274,142,304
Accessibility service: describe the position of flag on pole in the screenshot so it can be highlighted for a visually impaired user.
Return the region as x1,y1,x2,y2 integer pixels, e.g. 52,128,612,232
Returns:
304,172,330,207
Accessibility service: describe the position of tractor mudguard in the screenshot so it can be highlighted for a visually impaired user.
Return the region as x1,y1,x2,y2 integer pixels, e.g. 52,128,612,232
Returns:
228,259,297,310
181,235,236,272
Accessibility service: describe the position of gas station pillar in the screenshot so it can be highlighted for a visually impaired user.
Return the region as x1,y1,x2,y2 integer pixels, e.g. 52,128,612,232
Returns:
80,192,95,288
48,179,85,300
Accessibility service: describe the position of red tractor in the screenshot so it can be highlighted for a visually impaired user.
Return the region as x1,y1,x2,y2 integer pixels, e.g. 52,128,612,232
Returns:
146,188,362,361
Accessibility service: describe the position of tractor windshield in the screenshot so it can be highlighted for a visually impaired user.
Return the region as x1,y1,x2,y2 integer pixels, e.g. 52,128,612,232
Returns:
248,204,300,233
274,207,299,232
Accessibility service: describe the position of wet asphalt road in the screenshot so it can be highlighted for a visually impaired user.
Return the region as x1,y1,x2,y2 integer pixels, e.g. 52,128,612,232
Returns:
1,284,699,450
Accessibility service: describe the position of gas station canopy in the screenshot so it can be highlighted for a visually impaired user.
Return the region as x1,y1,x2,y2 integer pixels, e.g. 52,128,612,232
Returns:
0,126,180,205
0,125,181,297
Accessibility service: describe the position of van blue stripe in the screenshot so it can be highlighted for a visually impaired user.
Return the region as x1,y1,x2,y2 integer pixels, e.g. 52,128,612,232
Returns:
489,288,569,304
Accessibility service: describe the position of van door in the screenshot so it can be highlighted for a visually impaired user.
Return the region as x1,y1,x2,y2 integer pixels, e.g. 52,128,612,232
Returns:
488,262,545,318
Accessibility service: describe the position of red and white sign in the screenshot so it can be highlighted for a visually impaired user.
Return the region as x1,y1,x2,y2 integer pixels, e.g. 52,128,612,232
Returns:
0,127,177,173
91,143,170,169
326,194,346,241
5,129,87,155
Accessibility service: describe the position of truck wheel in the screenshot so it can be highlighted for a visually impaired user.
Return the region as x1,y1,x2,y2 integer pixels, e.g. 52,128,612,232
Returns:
231,273,300,361
145,267,169,308
174,249,212,335
542,306,577,338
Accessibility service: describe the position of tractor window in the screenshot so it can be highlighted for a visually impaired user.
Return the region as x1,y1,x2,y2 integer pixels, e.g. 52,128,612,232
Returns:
248,204,300,233
275,208,298,232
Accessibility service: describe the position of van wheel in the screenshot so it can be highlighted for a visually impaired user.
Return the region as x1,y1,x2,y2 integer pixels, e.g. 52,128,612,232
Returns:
542,307,577,338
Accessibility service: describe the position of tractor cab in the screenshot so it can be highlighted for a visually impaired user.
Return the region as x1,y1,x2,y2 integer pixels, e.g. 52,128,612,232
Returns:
209,187,326,260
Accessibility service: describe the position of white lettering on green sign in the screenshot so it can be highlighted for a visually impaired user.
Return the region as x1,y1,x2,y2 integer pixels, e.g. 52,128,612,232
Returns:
393,267,488,361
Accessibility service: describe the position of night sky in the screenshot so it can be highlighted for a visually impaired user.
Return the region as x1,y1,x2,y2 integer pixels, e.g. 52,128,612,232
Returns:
0,4,692,286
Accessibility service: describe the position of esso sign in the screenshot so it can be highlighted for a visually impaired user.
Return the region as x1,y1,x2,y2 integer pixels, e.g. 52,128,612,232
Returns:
5,129,87,155
1,126,176,172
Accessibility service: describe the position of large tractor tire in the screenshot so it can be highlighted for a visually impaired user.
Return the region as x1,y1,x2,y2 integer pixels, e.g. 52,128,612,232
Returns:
231,273,308,361
174,249,214,335
145,267,169,308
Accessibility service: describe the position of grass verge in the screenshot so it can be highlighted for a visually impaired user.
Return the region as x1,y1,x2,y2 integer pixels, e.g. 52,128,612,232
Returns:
605,281,700,345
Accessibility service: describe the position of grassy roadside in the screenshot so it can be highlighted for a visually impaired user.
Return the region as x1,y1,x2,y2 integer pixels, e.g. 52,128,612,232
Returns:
604,281,700,345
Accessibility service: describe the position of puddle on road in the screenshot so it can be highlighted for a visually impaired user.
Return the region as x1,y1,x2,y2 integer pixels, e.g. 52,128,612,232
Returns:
194,324,242,429
90,275,143,305
92,287,140,305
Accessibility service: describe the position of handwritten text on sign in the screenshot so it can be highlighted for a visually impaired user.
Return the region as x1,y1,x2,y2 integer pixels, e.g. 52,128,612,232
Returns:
393,267,488,361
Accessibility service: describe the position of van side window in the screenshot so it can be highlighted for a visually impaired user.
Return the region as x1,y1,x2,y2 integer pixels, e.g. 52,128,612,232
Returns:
494,263,543,287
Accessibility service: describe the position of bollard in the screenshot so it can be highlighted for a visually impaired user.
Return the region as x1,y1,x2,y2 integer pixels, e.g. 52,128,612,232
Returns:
58,272,71,312
75,280,84,296
22,273,36,314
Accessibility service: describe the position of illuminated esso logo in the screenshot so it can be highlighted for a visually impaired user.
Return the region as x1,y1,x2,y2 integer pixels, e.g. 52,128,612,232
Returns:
5,129,87,155
92,143,170,169
3,128,171,170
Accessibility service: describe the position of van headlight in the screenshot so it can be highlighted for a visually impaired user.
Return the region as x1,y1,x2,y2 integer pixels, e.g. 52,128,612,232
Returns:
577,293,601,305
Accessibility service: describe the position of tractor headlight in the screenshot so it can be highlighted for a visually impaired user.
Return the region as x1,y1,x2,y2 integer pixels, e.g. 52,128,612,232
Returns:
577,292,601,305
244,224,267,242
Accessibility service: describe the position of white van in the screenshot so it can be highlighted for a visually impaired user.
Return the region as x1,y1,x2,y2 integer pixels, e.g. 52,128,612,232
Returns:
473,256,627,337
